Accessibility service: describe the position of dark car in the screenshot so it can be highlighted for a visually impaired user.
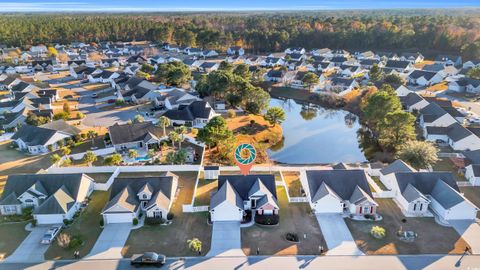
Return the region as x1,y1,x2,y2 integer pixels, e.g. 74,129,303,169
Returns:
131,252,166,267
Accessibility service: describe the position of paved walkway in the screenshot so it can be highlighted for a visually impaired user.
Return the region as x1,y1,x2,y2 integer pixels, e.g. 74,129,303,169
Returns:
207,221,245,257
315,213,364,256
449,220,480,254
6,227,50,263
86,224,132,259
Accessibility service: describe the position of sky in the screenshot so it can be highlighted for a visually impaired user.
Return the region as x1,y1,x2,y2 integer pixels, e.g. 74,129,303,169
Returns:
0,0,479,12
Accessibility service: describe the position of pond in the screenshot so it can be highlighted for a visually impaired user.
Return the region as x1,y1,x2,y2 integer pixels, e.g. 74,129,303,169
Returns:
267,98,367,164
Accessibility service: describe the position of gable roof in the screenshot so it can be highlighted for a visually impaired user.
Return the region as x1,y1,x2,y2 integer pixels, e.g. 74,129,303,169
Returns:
430,180,467,209
108,122,163,145
12,125,59,146
393,172,458,195
402,183,429,203
210,180,243,209
217,174,277,201
40,120,81,135
33,185,75,214
163,101,212,121
380,160,416,175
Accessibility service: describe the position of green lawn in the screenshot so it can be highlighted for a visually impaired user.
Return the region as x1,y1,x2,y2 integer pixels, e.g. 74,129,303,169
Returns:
44,191,110,260
459,187,480,218
194,178,217,206
432,158,466,181
0,222,30,260
85,173,113,183
371,176,389,191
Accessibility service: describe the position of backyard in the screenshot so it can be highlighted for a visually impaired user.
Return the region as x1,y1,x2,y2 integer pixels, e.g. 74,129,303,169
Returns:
282,171,303,197
345,199,468,254
44,190,110,260
194,173,217,206
121,171,212,257
241,186,326,255
459,187,480,218
432,158,466,182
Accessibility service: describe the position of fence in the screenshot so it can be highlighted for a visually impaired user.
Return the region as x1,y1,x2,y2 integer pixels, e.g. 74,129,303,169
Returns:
289,197,309,203
457,181,473,187
93,167,120,191
182,205,209,213
69,147,116,160
372,191,395,198
47,164,202,174
0,133,13,142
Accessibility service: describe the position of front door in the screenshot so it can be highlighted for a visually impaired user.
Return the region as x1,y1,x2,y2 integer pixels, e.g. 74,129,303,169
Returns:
154,211,162,218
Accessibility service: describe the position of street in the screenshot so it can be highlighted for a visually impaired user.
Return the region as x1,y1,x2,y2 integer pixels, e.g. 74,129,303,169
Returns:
1,254,480,270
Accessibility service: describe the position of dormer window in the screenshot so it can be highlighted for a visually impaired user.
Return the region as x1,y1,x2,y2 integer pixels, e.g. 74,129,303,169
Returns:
143,194,148,200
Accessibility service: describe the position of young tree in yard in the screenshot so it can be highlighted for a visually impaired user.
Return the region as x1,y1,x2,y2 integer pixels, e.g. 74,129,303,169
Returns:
132,114,145,123
104,153,122,166
26,111,49,126
368,64,383,82
60,147,71,157
397,140,439,170
166,151,176,165
53,112,69,121
63,102,70,114
467,67,480,80
128,149,138,159
168,131,180,149
302,72,319,92
175,126,187,150
362,90,401,131
47,46,58,57
50,154,61,165
378,111,416,151
175,149,188,164
196,116,233,150
383,74,405,85
83,151,97,166
87,130,97,146
187,238,202,254
158,116,171,137
264,107,286,127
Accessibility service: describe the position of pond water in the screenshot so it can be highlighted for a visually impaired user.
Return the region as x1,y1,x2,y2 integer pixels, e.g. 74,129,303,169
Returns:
267,98,367,164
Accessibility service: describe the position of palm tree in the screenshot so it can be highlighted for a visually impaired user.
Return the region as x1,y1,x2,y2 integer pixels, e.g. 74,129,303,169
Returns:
168,131,180,149
158,116,171,137
87,130,97,146
128,149,138,159
187,238,202,254
175,126,187,150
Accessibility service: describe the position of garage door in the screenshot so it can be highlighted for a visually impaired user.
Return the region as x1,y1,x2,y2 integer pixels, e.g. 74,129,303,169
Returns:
104,213,132,224
35,214,63,225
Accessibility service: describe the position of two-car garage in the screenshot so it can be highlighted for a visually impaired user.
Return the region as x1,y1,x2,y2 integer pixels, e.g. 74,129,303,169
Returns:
103,212,135,224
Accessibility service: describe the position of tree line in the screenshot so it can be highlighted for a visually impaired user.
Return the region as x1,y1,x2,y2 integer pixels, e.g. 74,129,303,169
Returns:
0,11,480,59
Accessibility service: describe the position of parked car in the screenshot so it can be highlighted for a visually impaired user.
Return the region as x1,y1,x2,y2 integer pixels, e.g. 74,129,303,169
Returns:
41,225,62,244
131,252,166,267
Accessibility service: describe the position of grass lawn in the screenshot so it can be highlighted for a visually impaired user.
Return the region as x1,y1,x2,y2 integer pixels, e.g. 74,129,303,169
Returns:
194,177,217,206
241,186,326,256
345,199,468,254
371,176,389,191
85,173,112,183
122,171,211,257
45,191,110,260
0,222,30,260
432,158,466,182
459,187,480,219
282,172,303,197
70,137,106,154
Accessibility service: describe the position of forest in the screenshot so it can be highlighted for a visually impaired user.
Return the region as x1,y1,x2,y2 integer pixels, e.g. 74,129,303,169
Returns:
0,9,480,59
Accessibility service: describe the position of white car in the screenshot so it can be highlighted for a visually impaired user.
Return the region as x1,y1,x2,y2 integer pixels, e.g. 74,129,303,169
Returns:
41,225,62,244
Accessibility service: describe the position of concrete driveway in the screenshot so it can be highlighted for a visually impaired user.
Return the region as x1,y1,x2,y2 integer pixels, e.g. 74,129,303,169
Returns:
6,227,50,263
315,213,363,256
86,224,131,260
206,221,244,257
449,220,480,254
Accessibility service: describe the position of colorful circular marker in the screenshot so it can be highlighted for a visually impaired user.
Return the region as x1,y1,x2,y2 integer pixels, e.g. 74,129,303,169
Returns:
234,143,256,175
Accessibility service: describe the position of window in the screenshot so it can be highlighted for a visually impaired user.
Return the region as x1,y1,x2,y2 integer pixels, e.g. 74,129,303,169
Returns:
143,194,148,199
419,204,423,211
364,206,370,214
413,204,416,211
3,205,17,214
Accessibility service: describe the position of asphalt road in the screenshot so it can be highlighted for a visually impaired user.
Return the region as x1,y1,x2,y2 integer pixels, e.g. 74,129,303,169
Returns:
1,255,480,270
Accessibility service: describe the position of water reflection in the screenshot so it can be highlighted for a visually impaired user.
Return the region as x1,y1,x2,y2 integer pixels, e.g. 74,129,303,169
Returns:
267,98,367,164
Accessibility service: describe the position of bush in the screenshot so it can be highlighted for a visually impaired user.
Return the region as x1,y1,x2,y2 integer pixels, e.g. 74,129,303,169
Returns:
370,226,386,239
145,217,164,226
99,219,104,227
227,109,236,118
76,112,85,119
68,235,83,250
31,219,37,227
285,232,299,242
63,219,71,226
167,212,174,220
133,218,139,226
255,214,279,225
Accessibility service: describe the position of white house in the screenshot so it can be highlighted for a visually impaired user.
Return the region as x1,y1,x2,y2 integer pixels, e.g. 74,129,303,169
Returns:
163,101,216,128
419,102,457,131
0,174,94,224
408,70,444,86
227,46,244,56
303,170,378,217
465,164,480,186
209,175,279,222
102,175,178,224
425,123,480,151
325,77,359,96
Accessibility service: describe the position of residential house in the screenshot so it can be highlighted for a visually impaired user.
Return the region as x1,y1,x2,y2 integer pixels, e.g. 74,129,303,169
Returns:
108,121,164,152
401,92,429,112
209,174,279,222
290,71,324,91
199,62,219,73
303,170,378,217
390,172,477,220
419,102,457,131
448,77,480,94
11,120,80,154
400,52,424,63
385,60,414,73
407,70,444,86
156,88,200,110
324,77,359,96
425,123,480,151
264,69,287,83
88,70,120,84
227,46,245,56
465,164,480,186
338,64,364,78
162,101,216,128
285,47,306,55
202,50,219,58
0,174,94,224
435,55,462,67
102,174,178,224
261,57,285,67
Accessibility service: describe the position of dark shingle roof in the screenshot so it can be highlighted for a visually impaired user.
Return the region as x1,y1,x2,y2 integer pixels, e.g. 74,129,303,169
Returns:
163,101,212,121
108,122,162,145
217,174,277,201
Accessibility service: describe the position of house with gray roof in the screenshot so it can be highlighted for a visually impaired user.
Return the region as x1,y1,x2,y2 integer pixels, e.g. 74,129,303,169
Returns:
378,159,416,190
425,122,480,151
0,174,94,224
102,174,178,224
209,174,279,222
419,102,457,131
400,92,429,112
407,70,443,86
390,172,477,220
303,170,378,217
162,100,216,128
107,121,165,153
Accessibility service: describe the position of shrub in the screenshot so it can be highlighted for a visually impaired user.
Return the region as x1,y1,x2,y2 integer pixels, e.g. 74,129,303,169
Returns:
57,233,71,248
31,219,37,227
227,109,236,118
167,212,174,220
145,217,164,226
63,219,70,225
68,235,83,250
370,226,386,239
115,99,125,106
99,219,104,227
133,218,139,226
285,232,299,242
255,214,279,225
76,112,85,119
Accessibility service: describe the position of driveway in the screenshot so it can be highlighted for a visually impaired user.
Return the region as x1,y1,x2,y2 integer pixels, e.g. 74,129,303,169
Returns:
5,227,50,263
315,213,363,256
449,220,480,254
86,224,131,259
207,221,244,257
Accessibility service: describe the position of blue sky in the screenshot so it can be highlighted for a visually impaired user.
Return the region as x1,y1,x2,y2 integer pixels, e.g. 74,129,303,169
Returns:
0,0,479,12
